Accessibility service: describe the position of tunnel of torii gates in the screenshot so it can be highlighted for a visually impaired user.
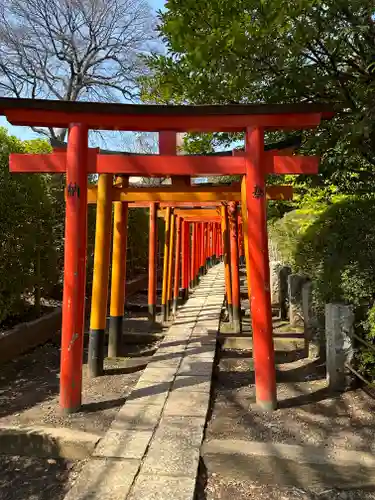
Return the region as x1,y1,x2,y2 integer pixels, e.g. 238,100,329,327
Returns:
0,97,334,413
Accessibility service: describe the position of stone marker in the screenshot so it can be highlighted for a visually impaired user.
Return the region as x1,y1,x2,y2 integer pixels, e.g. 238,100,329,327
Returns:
325,303,354,390
301,280,318,358
279,265,291,320
288,274,307,327
270,261,282,307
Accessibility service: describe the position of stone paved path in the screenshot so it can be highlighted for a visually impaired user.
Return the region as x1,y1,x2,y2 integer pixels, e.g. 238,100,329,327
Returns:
63,264,225,500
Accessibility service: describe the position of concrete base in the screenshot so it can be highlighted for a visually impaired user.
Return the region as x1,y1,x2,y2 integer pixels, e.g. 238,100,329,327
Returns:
0,425,100,460
202,439,375,489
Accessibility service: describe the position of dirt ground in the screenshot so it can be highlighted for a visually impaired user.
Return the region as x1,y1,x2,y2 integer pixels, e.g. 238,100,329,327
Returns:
196,472,375,500
0,455,84,500
0,296,165,500
197,269,375,499
0,310,164,435
196,346,375,500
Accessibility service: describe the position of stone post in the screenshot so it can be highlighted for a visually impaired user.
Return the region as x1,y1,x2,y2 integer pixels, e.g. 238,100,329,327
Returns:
279,265,291,320
270,261,282,307
288,274,306,327
325,303,354,391
301,281,317,358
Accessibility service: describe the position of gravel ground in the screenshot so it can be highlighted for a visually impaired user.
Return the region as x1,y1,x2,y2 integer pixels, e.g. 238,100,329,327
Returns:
196,472,375,500
208,350,375,452
0,311,164,435
0,455,84,500
200,271,375,498
199,349,375,499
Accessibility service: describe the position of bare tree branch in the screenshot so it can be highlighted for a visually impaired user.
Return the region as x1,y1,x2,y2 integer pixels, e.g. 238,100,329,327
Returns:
0,0,157,138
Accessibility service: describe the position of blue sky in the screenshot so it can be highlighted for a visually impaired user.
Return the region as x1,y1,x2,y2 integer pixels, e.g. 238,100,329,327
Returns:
0,0,166,142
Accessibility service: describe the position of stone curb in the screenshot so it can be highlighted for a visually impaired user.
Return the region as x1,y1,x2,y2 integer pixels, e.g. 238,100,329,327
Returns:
0,425,101,460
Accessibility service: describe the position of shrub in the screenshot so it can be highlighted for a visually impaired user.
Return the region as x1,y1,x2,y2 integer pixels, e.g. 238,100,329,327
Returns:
0,128,56,321
270,195,375,380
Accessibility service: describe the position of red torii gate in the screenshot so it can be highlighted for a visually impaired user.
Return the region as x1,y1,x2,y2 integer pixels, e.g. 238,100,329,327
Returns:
0,97,334,413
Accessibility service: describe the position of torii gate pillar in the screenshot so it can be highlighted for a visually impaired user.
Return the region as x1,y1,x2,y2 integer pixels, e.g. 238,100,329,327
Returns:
60,123,88,414
245,127,277,411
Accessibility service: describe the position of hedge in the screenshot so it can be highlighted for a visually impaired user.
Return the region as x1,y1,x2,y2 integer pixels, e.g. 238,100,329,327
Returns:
270,195,375,380
0,128,161,326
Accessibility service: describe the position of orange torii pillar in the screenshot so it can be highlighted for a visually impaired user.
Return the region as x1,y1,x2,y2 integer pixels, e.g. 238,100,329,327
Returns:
196,223,202,281
187,224,191,289
217,222,223,260
181,220,189,301
241,176,251,302
167,211,176,318
207,222,212,268
161,207,171,322
108,177,129,358
88,174,112,377
238,220,245,266
148,202,158,323
173,215,182,315
60,124,88,413
211,222,216,265
228,201,241,333
190,223,197,288
213,222,218,263
221,205,233,323
200,222,205,275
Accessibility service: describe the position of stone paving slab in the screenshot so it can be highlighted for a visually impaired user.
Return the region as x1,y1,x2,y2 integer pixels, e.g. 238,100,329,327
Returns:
178,356,215,376
163,390,211,418
94,428,154,459
63,458,140,500
141,416,206,476
172,375,212,393
127,474,197,500
139,365,178,383
111,403,163,431
63,264,225,500
126,379,172,406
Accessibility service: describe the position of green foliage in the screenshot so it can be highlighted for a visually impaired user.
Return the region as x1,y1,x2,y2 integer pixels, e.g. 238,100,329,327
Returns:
271,196,375,379
127,208,150,277
0,127,56,321
142,0,375,194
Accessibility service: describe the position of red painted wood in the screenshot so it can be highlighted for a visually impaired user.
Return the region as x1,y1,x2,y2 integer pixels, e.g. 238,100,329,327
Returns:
187,223,191,287
59,123,88,413
245,127,277,410
148,203,158,310
196,224,201,277
10,150,317,177
10,152,246,175
159,131,177,154
228,202,241,315
191,224,196,285
266,155,319,175
5,108,325,132
173,216,182,303
181,220,189,293
200,222,205,268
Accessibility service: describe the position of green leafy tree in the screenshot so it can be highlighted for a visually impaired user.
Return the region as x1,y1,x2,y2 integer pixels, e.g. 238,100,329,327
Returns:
142,0,375,194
